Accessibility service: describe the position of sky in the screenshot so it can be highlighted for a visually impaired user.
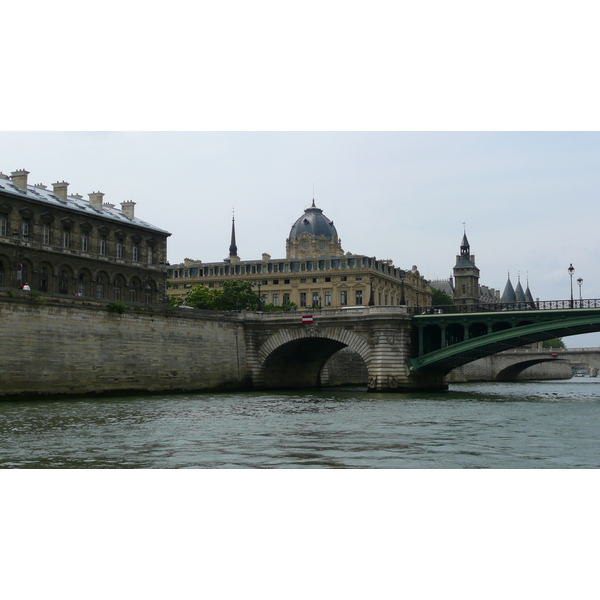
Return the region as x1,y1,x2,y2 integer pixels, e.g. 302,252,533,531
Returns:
1,131,599,347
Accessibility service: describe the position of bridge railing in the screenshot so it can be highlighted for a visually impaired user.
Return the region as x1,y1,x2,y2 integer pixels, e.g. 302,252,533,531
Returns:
408,299,600,315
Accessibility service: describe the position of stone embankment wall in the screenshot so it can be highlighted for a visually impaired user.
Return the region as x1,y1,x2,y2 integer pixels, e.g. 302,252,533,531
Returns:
0,294,248,398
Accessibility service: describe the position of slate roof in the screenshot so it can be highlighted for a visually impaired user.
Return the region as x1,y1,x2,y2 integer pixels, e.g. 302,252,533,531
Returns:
288,201,338,240
0,175,170,235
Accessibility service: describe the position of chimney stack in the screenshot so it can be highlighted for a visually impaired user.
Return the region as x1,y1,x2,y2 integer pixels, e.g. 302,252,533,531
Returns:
120,200,136,218
11,169,30,190
52,181,69,200
88,191,105,208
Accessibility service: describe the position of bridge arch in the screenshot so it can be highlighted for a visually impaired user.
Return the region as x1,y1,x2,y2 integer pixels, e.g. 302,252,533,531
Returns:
495,358,568,381
257,326,372,389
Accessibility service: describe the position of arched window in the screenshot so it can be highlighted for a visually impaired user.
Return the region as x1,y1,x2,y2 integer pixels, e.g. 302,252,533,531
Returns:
0,261,4,287
40,268,49,292
59,270,69,294
78,274,86,296
95,276,105,299
113,276,123,300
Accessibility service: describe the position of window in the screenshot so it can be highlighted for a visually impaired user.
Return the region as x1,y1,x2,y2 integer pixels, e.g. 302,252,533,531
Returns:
21,219,30,241
43,225,50,245
356,290,363,305
82,231,88,252
95,276,105,299
59,271,69,294
301,241,309,249
40,268,48,292
284,279,290,284
0,262,4,287
114,278,121,300
300,292,307,307
147,245,153,264
318,241,326,250
325,291,332,306
356,259,362,268
62,228,70,249
283,293,290,305
272,279,279,285
301,263,306,271
325,277,331,282
300,278,307,284
341,276,347,282
78,275,86,296
132,243,139,261
312,277,319,283
272,293,279,306
356,276,362,281
0,213,7,237
116,239,123,259
99,235,107,255
312,292,320,306
340,290,348,306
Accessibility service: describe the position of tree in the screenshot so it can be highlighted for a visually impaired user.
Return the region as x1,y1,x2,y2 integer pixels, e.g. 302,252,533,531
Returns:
432,288,455,306
216,280,259,311
185,284,221,310
543,338,566,349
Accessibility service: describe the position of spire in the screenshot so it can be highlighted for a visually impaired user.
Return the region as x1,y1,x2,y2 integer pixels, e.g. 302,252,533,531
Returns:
229,210,238,258
525,273,534,304
460,224,470,259
515,272,525,302
501,271,516,303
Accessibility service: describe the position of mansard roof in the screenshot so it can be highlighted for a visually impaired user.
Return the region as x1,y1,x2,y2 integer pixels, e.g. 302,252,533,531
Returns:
0,175,170,235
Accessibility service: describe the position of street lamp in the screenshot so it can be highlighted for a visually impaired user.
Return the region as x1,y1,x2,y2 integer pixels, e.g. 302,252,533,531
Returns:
256,282,262,311
399,270,406,305
368,276,375,306
568,264,575,308
577,277,583,308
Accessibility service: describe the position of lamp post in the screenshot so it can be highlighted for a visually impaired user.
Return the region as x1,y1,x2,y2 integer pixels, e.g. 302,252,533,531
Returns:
568,264,575,308
368,276,375,306
256,282,262,311
12,229,25,288
399,270,406,305
577,277,583,308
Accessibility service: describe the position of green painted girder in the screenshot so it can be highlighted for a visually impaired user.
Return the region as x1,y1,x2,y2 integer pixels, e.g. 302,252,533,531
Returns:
408,309,600,374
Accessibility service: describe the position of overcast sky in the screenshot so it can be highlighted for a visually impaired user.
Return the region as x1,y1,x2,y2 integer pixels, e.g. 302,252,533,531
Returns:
1,131,598,346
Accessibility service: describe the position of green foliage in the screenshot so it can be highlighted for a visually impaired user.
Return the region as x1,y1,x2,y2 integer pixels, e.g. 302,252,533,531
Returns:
107,300,127,314
185,281,259,311
543,338,566,349
167,296,184,307
28,291,46,305
6,291,15,298
432,288,455,306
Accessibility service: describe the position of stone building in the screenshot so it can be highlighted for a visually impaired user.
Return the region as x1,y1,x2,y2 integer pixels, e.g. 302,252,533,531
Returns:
0,168,170,303
429,230,501,305
168,200,432,309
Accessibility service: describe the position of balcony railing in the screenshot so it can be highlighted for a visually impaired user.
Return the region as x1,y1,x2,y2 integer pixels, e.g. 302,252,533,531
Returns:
408,299,600,315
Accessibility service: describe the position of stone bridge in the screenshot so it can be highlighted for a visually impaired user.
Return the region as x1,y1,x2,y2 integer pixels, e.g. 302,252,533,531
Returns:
241,305,600,392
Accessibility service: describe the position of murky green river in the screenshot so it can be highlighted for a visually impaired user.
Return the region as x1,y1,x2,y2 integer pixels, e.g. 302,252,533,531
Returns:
2,379,599,468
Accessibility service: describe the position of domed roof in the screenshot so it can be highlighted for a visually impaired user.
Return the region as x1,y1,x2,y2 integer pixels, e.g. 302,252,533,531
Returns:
288,200,338,240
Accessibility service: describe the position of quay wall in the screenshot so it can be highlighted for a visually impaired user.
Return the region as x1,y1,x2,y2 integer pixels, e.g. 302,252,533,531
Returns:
0,295,248,398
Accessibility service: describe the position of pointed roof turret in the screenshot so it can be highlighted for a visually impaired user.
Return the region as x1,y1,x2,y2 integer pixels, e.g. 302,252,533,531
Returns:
229,210,238,258
525,275,534,305
515,274,525,302
501,272,516,303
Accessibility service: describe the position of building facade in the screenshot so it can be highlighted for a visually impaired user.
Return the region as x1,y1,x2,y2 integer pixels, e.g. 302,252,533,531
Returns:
168,200,433,309
0,168,170,304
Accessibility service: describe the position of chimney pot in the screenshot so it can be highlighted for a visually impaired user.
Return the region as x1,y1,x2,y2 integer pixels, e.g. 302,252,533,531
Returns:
120,200,136,218
52,180,69,200
11,169,30,190
88,191,105,208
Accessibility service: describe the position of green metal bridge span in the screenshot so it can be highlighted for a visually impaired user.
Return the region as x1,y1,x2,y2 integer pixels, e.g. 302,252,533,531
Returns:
407,301,600,375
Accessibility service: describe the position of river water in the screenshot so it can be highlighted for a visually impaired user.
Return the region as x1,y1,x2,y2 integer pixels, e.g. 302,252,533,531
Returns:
1,378,599,468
